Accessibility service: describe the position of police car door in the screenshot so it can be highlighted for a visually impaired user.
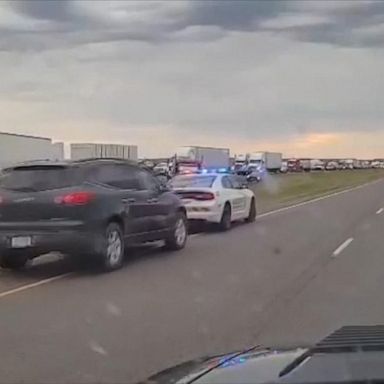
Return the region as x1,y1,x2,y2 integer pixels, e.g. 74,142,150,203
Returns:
228,175,249,219
221,176,247,220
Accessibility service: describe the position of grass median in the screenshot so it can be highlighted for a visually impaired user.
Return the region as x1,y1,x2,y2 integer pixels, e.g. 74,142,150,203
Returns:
253,169,384,214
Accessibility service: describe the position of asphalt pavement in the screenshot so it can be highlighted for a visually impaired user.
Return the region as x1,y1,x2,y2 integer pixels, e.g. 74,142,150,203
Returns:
1,179,384,383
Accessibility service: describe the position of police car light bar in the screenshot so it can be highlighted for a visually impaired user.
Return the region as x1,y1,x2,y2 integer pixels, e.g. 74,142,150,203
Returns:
197,167,230,174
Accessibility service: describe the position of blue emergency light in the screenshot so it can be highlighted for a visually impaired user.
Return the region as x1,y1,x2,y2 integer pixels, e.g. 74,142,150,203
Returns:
198,167,230,174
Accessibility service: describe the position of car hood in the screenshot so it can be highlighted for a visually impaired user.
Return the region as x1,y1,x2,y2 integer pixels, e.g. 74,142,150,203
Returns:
142,347,306,384
142,326,384,384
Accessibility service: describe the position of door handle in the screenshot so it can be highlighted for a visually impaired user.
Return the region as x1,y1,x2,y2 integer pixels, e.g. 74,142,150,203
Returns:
147,198,158,203
122,198,135,203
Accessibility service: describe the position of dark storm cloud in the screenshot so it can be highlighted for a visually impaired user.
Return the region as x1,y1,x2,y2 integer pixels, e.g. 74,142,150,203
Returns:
11,0,74,22
182,0,287,31
271,1,384,48
2,0,384,50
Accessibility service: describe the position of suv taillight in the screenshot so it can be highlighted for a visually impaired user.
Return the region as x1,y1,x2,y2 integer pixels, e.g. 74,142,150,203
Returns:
54,192,95,206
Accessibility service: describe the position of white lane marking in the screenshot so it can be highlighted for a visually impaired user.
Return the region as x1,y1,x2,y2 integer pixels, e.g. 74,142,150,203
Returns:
89,341,108,356
376,208,384,215
332,238,354,257
258,179,382,219
0,272,73,299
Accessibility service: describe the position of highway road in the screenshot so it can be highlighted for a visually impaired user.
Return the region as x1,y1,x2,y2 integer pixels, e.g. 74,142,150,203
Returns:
1,179,384,383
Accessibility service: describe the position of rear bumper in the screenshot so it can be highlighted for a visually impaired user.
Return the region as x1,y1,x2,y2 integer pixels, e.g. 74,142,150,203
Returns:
0,222,101,257
185,204,223,223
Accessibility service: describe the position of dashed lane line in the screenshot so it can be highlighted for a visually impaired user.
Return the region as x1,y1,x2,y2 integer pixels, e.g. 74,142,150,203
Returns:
332,238,354,258
376,208,384,215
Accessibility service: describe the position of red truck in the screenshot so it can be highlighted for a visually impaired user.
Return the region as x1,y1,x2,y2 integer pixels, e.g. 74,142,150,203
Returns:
287,158,302,172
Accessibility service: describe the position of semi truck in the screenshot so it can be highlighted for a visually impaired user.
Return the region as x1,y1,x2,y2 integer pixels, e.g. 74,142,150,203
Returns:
234,154,248,171
51,142,65,161
300,159,311,172
287,158,302,172
248,152,282,173
339,159,354,170
0,131,64,169
353,159,362,169
325,161,339,171
174,146,230,174
70,143,138,161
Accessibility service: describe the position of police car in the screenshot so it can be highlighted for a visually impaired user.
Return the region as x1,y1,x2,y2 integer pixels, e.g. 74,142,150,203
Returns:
170,170,256,230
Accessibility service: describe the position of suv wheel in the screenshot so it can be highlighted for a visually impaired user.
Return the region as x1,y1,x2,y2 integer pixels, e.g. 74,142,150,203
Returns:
100,222,124,271
164,211,187,250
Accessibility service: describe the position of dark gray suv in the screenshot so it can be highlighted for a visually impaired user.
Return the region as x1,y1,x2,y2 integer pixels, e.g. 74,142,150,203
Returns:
0,158,187,271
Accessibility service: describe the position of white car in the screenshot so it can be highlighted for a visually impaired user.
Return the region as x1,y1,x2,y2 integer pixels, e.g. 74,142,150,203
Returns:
170,172,256,230
154,162,169,172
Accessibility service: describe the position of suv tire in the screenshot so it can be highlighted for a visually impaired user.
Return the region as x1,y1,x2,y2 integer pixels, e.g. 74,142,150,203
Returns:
164,211,187,250
100,222,125,271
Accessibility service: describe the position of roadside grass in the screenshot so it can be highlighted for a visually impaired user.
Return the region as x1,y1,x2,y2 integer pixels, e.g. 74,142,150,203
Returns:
253,169,384,214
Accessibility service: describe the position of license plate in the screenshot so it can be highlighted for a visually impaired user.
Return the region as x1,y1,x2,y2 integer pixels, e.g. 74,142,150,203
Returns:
11,236,32,248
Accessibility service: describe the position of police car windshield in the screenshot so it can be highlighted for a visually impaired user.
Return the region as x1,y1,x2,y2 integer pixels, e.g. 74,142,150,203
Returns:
171,175,216,188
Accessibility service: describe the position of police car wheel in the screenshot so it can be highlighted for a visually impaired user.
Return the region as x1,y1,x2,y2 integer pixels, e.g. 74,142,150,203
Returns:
245,198,256,223
219,204,231,231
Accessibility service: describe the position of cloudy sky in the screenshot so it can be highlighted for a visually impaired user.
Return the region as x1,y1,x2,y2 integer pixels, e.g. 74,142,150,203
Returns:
1,0,384,158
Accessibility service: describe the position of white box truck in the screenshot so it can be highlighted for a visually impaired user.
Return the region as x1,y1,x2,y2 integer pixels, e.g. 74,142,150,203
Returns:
0,132,61,169
300,159,311,172
51,142,64,161
175,146,230,174
248,152,282,172
353,159,364,169
70,143,138,161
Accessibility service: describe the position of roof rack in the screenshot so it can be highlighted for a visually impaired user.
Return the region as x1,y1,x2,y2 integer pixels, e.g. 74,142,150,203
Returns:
3,159,70,171
71,157,137,164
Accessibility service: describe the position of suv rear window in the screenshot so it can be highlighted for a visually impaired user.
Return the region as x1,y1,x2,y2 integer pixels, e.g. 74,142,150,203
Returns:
0,166,83,192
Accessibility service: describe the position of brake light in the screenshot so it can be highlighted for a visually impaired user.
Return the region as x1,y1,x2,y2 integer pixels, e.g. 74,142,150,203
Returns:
197,192,215,200
193,192,215,201
54,192,95,205
177,191,215,201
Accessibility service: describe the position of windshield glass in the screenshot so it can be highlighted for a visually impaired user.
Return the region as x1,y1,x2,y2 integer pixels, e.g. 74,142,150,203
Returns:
3,1,384,384
171,175,216,188
0,167,83,191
